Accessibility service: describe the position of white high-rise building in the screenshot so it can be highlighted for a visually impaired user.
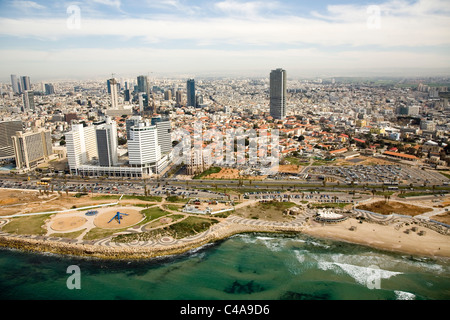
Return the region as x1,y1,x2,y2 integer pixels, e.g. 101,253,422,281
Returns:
66,123,98,173
128,120,161,175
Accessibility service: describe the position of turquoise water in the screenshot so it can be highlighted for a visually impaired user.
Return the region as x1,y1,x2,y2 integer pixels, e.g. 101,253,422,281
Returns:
0,233,449,300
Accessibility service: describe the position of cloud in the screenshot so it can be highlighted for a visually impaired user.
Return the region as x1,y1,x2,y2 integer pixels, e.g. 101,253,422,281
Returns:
10,0,45,10
214,0,280,17
91,0,121,9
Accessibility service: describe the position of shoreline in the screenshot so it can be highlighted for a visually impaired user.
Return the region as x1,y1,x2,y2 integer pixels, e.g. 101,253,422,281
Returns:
0,216,449,261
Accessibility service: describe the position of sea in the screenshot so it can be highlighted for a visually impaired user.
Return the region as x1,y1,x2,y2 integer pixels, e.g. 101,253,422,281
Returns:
0,232,449,300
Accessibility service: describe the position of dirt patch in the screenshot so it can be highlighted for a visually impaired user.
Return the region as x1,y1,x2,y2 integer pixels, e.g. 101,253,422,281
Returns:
235,202,297,222
94,209,143,229
205,168,266,180
278,165,301,174
357,201,433,216
51,216,87,231
432,212,450,225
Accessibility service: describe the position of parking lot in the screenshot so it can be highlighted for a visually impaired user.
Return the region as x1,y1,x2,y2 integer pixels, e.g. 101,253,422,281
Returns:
306,165,449,186
243,190,370,204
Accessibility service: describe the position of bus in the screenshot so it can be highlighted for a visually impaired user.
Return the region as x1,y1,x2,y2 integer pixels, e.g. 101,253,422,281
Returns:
37,178,52,186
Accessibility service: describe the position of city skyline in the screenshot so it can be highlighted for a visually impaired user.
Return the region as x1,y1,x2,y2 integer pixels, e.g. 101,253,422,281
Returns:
0,0,449,81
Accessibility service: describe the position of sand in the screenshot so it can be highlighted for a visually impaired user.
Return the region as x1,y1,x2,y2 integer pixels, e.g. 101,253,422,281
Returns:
303,218,450,258
357,201,433,216
94,209,143,229
51,216,87,231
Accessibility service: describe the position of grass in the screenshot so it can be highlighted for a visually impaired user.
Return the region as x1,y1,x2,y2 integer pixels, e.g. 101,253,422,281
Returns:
112,216,219,243
166,196,188,203
397,192,436,198
310,202,349,209
141,207,171,223
2,214,51,235
164,204,183,211
258,201,297,210
121,195,162,202
193,167,222,179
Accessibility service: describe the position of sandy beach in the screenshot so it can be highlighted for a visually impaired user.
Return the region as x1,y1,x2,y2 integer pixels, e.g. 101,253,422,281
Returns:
302,218,450,258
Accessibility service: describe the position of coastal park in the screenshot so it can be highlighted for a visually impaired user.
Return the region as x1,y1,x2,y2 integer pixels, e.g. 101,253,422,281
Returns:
0,188,449,259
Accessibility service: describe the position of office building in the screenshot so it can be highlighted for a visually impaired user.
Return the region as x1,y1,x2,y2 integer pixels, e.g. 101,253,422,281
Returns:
396,105,420,116
187,79,196,107
270,68,287,120
45,83,55,95
12,129,52,171
151,117,172,154
128,120,164,175
65,123,98,174
10,75,20,94
164,90,172,101
20,76,31,92
126,116,142,140
109,78,120,110
124,89,131,103
23,91,36,111
96,117,118,167
176,90,183,107
0,120,23,159
137,75,149,94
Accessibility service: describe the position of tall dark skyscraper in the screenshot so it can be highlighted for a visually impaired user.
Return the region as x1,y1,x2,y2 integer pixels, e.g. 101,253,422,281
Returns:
20,76,31,93
187,79,196,107
45,83,55,95
137,75,149,94
270,68,287,120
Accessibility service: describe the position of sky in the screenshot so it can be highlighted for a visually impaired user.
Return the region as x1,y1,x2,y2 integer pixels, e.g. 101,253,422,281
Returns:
0,0,449,81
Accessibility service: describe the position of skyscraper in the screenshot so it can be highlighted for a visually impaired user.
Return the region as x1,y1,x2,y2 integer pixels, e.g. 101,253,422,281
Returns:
0,120,23,159
20,76,31,93
96,117,118,167
11,129,52,170
10,75,20,94
45,83,55,95
66,123,98,174
23,91,35,111
128,120,161,175
187,79,196,107
109,78,120,110
137,75,149,94
176,90,183,107
270,68,287,120
151,117,172,154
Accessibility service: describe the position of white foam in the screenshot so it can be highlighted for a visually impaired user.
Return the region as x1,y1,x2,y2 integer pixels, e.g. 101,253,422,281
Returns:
318,261,403,287
395,290,416,300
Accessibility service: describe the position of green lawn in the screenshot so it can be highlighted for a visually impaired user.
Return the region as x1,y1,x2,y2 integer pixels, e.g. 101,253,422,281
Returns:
193,167,222,179
310,202,349,209
2,214,51,235
112,216,219,243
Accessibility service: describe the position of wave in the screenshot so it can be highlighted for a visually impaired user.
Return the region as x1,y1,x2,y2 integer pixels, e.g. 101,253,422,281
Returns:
395,290,416,300
318,261,403,287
